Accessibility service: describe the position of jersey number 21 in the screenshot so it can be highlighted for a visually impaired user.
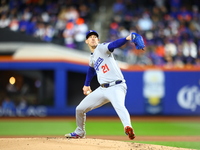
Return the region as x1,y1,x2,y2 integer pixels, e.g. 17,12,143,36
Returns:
102,64,110,73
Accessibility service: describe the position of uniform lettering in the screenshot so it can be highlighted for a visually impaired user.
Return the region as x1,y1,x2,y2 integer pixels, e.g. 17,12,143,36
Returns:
94,57,103,71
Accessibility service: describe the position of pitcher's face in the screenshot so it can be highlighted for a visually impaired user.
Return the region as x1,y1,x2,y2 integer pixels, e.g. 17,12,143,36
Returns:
85,35,99,48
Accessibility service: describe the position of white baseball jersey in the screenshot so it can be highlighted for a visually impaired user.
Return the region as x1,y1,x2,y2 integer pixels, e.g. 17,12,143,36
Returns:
89,43,125,84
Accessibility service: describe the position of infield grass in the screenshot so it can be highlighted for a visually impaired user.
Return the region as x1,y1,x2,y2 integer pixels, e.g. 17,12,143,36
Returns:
0,119,199,149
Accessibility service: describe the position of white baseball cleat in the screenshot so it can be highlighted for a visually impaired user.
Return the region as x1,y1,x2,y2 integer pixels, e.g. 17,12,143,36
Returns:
65,132,85,138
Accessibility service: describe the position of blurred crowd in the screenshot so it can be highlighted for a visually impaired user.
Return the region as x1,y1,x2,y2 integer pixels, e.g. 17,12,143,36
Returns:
109,0,200,67
0,0,200,67
0,0,99,50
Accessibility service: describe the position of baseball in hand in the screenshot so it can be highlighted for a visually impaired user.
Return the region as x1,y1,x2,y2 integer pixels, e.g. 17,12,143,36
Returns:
86,91,91,95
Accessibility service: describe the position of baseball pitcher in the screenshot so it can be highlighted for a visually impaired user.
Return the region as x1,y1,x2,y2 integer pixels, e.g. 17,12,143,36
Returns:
65,30,145,140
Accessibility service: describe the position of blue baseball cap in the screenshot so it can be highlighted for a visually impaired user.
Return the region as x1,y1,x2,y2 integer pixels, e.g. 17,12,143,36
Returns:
86,30,99,39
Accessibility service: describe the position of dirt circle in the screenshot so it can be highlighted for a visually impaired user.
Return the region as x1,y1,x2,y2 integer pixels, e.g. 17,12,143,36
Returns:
0,137,194,150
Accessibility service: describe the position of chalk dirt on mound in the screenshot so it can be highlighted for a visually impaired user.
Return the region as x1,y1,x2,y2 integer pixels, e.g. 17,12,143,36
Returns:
0,138,193,150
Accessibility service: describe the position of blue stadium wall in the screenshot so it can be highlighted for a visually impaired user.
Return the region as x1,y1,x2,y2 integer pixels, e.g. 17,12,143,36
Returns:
0,60,200,116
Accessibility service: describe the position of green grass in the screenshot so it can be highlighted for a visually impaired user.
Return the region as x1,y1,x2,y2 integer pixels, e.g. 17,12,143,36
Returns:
133,122,200,136
0,120,200,149
86,121,200,136
0,121,76,135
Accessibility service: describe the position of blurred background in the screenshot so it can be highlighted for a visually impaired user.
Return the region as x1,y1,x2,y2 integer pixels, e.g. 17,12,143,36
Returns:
0,0,200,117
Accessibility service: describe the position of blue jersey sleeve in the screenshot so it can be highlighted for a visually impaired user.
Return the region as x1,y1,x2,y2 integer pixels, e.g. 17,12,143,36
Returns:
108,37,128,52
84,66,96,86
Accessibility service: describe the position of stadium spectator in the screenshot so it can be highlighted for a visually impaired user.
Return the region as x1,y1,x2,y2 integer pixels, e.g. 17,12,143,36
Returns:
78,4,90,23
181,39,198,65
164,38,177,57
64,6,79,23
0,0,97,48
0,0,200,67
112,0,126,15
170,0,181,10
43,24,55,42
63,22,75,49
18,15,29,34
0,0,9,14
107,0,200,66
9,16,19,31
26,16,37,35
173,49,185,67
137,12,153,31
74,18,88,51
34,22,45,40
0,13,10,28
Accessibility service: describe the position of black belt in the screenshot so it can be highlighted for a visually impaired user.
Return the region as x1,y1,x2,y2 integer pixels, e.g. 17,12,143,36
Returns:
101,80,122,88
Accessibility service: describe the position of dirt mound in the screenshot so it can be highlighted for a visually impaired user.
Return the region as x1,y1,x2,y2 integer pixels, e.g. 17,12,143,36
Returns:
0,138,193,150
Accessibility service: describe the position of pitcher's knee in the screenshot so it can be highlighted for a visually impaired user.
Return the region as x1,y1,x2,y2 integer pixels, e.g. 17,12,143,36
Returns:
76,104,90,114
76,105,84,114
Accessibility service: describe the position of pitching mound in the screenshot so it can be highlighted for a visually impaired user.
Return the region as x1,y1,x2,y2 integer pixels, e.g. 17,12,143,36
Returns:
0,138,192,150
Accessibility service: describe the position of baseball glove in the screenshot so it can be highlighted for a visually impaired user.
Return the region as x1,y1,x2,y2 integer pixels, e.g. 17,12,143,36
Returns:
131,33,145,50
